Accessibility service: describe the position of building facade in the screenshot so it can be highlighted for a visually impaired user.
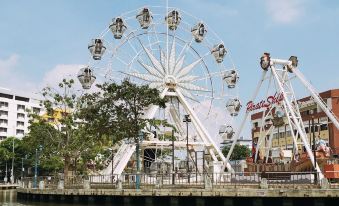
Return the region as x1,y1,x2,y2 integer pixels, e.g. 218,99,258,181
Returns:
251,89,339,157
0,88,42,140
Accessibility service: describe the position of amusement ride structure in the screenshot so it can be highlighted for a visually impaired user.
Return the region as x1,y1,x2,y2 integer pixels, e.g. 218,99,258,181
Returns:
77,5,241,176
77,4,339,181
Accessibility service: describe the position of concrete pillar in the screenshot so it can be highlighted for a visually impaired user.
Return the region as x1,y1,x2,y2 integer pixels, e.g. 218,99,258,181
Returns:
204,174,212,189
38,180,45,189
83,179,91,189
260,178,268,189
57,180,64,189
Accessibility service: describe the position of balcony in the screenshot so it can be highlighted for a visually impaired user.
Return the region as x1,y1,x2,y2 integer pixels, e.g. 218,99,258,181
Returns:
16,124,25,129
0,122,7,127
0,131,7,136
0,106,9,111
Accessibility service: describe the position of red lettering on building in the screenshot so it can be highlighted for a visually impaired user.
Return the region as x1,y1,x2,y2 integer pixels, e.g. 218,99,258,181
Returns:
246,92,284,112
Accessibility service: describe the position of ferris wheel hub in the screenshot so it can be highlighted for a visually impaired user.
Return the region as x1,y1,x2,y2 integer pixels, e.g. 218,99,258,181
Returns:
164,75,177,88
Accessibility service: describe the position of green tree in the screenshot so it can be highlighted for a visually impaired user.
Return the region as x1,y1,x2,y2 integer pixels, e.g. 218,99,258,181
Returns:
222,144,251,161
80,79,167,143
79,79,167,173
25,79,108,177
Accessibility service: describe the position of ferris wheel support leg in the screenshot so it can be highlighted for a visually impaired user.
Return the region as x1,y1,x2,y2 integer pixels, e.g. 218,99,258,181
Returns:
271,66,324,180
143,88,168,119
293,68,339,130
175,88,223,163
224,71,267,171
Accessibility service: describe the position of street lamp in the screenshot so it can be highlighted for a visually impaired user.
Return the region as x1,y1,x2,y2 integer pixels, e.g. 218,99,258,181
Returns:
10,137,14,184
34,145,43,188
21,154,27,180
183,114,191,176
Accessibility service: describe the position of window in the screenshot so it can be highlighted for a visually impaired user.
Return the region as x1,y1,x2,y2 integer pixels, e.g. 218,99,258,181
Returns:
17,113,25,118
15,96,29,102
17,104,25,110
320,124,328,131
0,127,7,132
17,121,24,127
305,127,309,133
0,93,13,99
33,107,41,114
0,101,9,107
253,122,258,128
0,111,8,115
16,129,24,135
0,119,8,124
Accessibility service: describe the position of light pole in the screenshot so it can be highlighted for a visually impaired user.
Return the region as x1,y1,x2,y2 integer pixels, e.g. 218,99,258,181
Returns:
136,131,143,189
34,145,42,188
183,114,191,181
10,137,14,184
21,155,27,180
4,161,8,183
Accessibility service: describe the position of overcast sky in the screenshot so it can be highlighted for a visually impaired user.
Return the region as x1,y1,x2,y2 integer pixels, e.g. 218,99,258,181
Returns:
0,0,338,138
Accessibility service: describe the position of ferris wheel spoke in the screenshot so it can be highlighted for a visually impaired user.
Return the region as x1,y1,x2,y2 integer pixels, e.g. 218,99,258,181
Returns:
177,54,208,78
169,38,176,74
177,75,199,82
138,60,163,78
138,40,165,76
122,72,162,82
179,82,210,92
172,55,185,75
178,88,199,103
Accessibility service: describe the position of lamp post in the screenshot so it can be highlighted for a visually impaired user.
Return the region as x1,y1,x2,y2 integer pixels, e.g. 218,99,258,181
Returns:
183,114,191,182
10,137,14,184
34,145,42,188
21,154,27,180
136,131,143,189
312,116,317,184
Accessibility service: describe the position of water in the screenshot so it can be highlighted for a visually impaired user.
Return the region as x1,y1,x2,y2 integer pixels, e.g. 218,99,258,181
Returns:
0,190,337,206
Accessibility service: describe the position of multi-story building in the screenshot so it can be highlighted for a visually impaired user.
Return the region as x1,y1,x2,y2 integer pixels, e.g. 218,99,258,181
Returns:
0,88,42,140
251,89,339,157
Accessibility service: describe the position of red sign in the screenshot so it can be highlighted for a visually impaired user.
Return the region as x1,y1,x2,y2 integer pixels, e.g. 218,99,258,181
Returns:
246,92,284,112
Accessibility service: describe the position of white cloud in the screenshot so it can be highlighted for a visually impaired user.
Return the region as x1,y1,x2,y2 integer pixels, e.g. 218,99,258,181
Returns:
0,54,19,75
42,64,82,87
265,0,305,24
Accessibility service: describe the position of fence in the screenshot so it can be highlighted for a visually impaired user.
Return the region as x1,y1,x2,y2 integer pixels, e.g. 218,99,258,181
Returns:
20,171,339,190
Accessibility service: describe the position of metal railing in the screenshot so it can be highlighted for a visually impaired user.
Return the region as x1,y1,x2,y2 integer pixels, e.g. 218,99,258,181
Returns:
19,171,339,190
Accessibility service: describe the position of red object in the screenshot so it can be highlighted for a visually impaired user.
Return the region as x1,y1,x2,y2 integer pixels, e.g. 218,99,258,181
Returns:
324,164,339,179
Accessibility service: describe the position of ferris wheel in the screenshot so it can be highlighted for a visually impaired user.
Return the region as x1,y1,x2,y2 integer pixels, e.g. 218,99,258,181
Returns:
77,5,241,174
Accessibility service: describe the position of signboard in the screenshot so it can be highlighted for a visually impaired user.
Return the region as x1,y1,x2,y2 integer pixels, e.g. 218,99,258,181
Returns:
246,92,283,113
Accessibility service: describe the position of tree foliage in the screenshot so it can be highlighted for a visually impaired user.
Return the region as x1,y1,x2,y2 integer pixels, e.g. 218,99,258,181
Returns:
222,144,251,161
79,79,167,144
25,79,108,177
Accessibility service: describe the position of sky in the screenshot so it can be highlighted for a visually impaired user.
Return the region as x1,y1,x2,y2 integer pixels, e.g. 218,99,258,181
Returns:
0,0,338,138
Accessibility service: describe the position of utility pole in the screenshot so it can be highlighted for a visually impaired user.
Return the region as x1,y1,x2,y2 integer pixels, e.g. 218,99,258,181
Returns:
11,137,14,184
183,114,191,183
312,116,317,184
172,129,175,185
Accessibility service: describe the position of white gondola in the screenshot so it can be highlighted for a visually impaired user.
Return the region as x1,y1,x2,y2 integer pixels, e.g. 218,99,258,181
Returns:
109,17,127,39
165,10,181,30
136,8,153,29
191,22,206,43
226,98,241,116
223,70,239,88
211,44,227,63
219,125,234,141
88,39,106,60
285,56,298,73
77,66,96,89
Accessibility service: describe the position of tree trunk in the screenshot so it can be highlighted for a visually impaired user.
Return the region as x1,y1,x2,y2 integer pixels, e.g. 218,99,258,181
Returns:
64,155,71,178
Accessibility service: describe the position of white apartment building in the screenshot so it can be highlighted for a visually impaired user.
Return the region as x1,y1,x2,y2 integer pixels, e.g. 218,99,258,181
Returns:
0,88,42,140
